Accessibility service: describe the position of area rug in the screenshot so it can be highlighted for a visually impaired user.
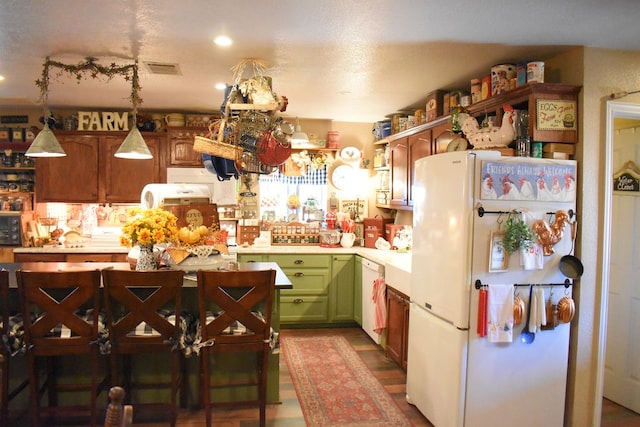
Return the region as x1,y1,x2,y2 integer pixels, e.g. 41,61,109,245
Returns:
282,335,412,426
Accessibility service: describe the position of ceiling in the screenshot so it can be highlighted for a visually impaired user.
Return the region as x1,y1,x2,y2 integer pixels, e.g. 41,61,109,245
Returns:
1,0,640,124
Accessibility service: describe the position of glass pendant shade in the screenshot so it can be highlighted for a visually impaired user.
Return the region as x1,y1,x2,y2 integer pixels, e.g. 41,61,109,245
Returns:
25,123,66,157
291,117,309,144
114,127,153,159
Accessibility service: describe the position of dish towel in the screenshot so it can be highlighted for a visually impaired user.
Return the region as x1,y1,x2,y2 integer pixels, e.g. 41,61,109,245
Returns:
487,284,514,343
372,277,387,334
477,288,488,337
529,286,547,333
520,212,545,270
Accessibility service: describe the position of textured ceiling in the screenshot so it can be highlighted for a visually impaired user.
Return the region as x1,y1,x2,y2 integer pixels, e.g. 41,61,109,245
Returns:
1,0,640,123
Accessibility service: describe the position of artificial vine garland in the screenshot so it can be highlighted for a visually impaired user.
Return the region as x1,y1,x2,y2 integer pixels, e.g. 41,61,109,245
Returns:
34,56,142,113
502,211,537,255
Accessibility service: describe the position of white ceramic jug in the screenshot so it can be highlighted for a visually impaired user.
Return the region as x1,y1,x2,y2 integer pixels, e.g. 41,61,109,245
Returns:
340,232,356,248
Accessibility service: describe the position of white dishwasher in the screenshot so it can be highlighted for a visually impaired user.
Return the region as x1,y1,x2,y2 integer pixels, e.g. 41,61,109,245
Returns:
361,258,385,344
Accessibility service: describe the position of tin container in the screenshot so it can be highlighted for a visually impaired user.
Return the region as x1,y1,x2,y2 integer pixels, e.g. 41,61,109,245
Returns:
491,64,517,96
527,61,545,83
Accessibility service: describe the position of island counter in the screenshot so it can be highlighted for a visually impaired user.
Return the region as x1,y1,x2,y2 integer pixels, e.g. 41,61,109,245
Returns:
2,261,291,409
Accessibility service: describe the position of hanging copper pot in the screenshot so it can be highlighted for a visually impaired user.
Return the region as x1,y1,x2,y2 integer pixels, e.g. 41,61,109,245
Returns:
257,130,291,166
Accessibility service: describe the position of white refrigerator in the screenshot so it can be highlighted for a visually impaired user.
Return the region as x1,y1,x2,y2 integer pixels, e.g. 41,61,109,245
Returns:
406,151,577,427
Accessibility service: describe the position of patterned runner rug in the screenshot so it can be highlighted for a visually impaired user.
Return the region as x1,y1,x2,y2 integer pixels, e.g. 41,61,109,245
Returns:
282,335,412,426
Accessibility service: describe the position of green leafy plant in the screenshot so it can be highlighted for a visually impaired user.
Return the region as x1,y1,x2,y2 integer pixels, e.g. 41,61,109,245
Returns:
502,212,536,255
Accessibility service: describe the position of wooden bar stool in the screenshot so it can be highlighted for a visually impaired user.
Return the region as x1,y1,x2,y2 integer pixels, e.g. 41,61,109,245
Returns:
1,269,29,425
196,269,276,427
16,269,106,427
101,269,185,427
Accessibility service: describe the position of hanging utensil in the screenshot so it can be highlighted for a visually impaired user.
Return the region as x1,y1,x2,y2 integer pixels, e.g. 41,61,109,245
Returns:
559,220,584,279
513,292,525,326
477,288,488,337
521,285,535,344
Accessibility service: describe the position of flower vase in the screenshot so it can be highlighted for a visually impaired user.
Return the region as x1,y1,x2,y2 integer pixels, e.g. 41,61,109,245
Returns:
136,244,157,271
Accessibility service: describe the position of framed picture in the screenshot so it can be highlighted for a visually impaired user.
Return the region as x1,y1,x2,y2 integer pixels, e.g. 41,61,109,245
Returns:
488,231,509,272
11,128,24,142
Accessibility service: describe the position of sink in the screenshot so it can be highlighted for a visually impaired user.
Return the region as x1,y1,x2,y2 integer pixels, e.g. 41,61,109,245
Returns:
385,258,412,297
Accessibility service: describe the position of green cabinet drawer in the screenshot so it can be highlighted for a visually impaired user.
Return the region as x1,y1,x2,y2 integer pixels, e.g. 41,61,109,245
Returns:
238,254,266,263
280,268,330,295
280,295,329,323
267,254,330,269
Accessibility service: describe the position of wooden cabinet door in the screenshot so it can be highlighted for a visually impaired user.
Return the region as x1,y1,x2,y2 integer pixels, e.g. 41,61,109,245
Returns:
36,134,100,202
408,129,432,207
100,134,163,203
389,137,408,207
167,128,205,167
385,286,409,371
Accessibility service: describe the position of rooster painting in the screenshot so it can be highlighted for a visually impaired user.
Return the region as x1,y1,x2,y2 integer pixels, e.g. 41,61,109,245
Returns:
532,210,572,256
461,104,515,149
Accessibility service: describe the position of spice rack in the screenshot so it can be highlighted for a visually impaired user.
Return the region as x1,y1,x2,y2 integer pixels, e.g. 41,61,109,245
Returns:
270,221,320,245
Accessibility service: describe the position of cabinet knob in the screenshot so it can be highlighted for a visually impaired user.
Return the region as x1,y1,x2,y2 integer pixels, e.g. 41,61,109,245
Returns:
293,298,304,304
294,259,304,265
294,272,304,277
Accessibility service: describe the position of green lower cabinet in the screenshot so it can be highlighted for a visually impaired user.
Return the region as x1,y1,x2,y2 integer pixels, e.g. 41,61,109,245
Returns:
353,255,363,325
330,255,355,323
238,253,356,326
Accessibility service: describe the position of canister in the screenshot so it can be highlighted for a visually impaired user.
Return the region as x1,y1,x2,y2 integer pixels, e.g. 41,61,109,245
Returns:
491,64,517,96
481,75,491,100
327,131,340,148
527,61,545,83
470,79,482,104
532,141,543,158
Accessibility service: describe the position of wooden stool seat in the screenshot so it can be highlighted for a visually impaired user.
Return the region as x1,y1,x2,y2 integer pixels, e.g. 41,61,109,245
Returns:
196,269,276,427
102,269,186,427
16,268,107,427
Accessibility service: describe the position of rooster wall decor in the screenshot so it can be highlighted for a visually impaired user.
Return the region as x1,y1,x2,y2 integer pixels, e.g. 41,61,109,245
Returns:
531,210,572,256
462,104,515,149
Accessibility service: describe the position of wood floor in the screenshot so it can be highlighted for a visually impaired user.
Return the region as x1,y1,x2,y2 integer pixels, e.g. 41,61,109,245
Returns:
10,327,640,426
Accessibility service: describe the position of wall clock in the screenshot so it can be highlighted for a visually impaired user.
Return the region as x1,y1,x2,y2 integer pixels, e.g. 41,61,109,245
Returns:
331,164,355,190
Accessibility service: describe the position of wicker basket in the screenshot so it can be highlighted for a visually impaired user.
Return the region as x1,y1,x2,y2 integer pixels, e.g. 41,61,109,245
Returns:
193,118,240,160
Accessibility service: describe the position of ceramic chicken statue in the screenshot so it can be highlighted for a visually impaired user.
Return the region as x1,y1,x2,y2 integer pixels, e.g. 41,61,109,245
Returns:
461,104,515,149
531,210,571,256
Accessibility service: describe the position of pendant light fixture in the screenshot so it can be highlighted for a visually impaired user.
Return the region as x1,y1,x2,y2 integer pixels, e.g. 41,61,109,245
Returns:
26,61,65,157
291,117,309,144
114,60,152,159
30,57,152,159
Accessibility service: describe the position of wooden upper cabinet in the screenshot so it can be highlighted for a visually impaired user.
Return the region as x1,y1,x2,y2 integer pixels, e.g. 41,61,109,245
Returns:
408,129,432,207
100,134,164,203
36,134,100,203
36,131,164,203
389,137,408,207
167,128,208,167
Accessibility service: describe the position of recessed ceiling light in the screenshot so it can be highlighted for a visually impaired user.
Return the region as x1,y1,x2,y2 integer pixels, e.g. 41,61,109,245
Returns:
0,75,5,81
214,35,232,47
215,82,227,90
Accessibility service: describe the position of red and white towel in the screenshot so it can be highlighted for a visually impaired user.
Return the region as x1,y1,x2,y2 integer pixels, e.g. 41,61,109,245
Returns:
372,277,387,334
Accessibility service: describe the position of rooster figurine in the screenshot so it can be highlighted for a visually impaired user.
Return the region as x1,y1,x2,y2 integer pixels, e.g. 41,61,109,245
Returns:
532,210,572,256
461,104,515,149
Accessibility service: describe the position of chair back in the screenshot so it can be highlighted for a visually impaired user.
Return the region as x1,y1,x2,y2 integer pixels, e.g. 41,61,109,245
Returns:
0,269,9,349
16,269,102,356
101,269,185,352
196,269,276,351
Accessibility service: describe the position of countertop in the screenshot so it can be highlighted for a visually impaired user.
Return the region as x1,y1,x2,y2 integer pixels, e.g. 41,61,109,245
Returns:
13,243,413,294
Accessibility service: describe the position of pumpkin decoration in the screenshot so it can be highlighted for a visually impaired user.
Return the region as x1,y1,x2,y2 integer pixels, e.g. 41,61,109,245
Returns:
178,227,202,245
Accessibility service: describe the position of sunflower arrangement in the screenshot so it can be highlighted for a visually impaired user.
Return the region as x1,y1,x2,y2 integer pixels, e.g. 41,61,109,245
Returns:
120,207,179,248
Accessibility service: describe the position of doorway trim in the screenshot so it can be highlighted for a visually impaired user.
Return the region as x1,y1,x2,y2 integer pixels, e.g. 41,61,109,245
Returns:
594,100,640,423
